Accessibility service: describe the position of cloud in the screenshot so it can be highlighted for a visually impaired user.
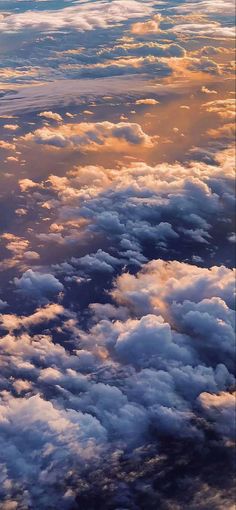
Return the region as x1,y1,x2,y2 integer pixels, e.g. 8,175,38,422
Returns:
115,314,189,368
23,120,155,149
5,156,19,163
113,260,235,312
188,57,220,75
0,233,42,273
37,145,235,265
112,260,235,371
0,76,182,115
207,123,235,140
60,55,172,80
18,178,41,192
3,124,19,131
0,141,16,150
201,86,217,94
0,303,65,332
0,1,154,34
38,111,63,122
202,99,236,119
131,14,162,35
24,251,40,261
135,98,160,105
199,391,236,440
0,0,234,507
174,0,235,16
0,299,8,310
75,249,123,274
14,270,64,301
0,256,234,508
0,392,106,508
171,22,235,39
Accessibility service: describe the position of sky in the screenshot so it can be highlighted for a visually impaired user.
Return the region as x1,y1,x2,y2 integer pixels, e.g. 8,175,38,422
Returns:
0,1,235,509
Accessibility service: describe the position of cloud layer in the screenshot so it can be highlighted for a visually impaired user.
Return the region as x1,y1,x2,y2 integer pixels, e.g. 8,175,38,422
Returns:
0,0,235,508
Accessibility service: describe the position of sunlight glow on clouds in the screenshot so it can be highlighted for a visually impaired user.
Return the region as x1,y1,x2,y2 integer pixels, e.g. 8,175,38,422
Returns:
0,0,235,508
0,1,154,33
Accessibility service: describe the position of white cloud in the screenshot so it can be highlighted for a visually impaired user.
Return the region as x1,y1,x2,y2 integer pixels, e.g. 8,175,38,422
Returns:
174,0,235,16
199,391,236,439
38,111,63,122
14,269,64,301
0,1,154,34
23,120,155,149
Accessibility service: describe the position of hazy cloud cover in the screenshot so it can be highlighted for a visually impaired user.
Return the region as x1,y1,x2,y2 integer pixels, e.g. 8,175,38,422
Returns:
0,0,235,509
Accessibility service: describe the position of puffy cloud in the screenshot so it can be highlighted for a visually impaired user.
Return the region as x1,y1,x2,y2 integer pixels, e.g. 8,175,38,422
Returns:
0,303,66,332
202,99,236,120
75,249,123,273
188,57,220,75
199,391,236,440
0,299,8,310
18,178,40,192
5,156,19,163
0,141,16,151
171,22,235,39
38,111,63,122
0,233,34,272
174,0,235,16
38,145,235,264
201,86,218,94
0,256,234,508
0,0,234,507
114,314,191,367
131,14,162,35
14,270,64,301
228,233,236,243
58,50,173,80
98,41,186,60
0,1,154,34
207,123,235,140
135,98,160,105
24,251,40,261
113,260,235,314
112,260,235,369
23,120,154,149
0,392,106,508
3,124,19,131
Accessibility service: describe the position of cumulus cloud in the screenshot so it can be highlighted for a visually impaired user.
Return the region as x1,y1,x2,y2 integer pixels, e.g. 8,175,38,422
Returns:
199,391,236,440
14,269,64,301
18,178,41,192
0,0,234,507
135,98,160,105
0,299,8,310
23,120,154,149
0,141,16,151
38,111,63,122
0,392,106,508
75,249,123,274
112,259,235,368
3,124,19,131
201,86,218,94
0,303,66,332
113,260,235,313
171,22,235,39
131,14,162,35
34,145,235,266
174,0,235,16
0,1,154,34
202,99,236,119
0,224,234,509
0,256,234,508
